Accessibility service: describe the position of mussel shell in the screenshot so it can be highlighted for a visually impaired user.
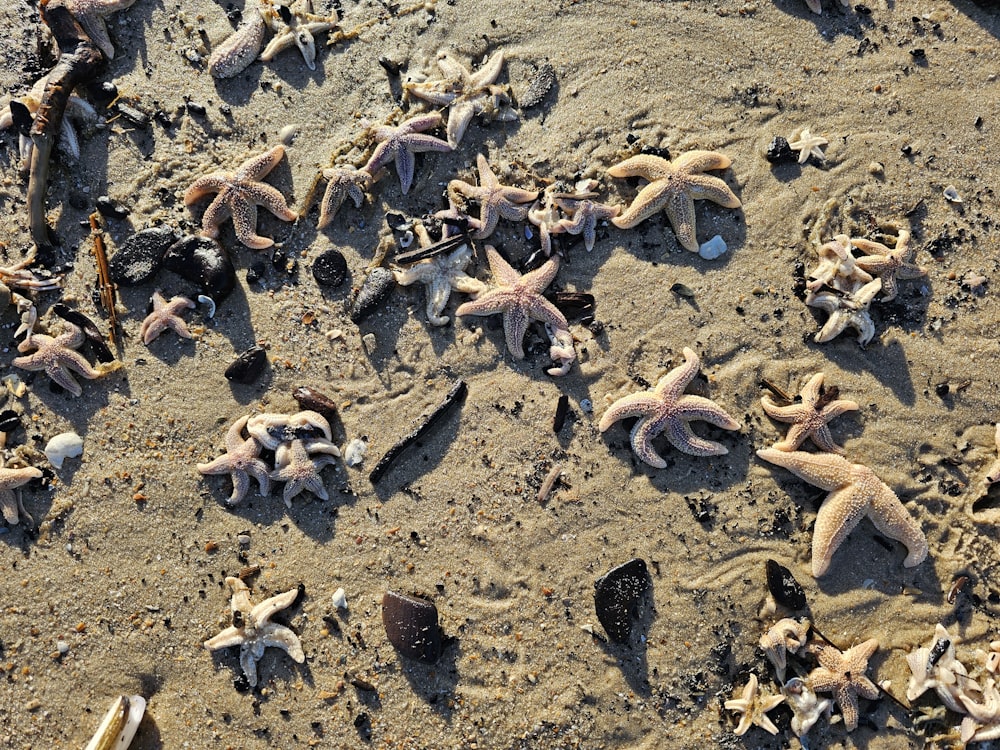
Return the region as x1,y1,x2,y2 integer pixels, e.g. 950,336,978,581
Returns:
349,267,395,323
765,559,807,611
224,345,267,384
163,235,236,299
109,225,178,286
382,590,442,663
292,385,338,422
593,558,652,644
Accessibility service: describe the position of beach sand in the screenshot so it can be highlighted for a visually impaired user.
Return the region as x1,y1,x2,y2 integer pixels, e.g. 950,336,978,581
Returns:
1,0,999,747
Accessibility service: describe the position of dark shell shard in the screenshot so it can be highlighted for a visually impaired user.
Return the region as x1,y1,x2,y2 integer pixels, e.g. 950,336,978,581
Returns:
163,235,237,300
108,225,178,286
312,248,348,288
382,590,442,664
224,345,267,384
764,559,807,611
0,410,22,433
51,303,115,363
349,267,395,323
594,558,652,644
292,386,338,422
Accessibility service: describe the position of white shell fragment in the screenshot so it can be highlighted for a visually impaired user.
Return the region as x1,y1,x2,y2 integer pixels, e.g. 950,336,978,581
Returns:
44,432,84,469
698,234,728,260
332,587,348,610
197,295,216,318
344,438,367,467
84,694,146,750
943,185,963,203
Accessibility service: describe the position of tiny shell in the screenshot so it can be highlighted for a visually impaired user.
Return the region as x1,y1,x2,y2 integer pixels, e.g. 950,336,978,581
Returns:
344,438,367,467
84,694,146,750
943,185,963,203
332,587,348,610
45,432,84,469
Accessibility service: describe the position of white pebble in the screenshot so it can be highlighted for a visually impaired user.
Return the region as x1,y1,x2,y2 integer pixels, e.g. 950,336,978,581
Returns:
45,432,83,469
698,234,728,260
278,124,299,145
331,587,348,610
56,640,69,655
344,438,367,467
943,185,962,203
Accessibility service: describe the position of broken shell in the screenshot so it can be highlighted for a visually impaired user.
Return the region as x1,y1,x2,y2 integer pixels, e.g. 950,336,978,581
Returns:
350,267,395,323
84,694,146,750
332,587,348,610
45,432,84,469
593,558,652,644
344,438,367,467
382,590,442,663
943,185,962,203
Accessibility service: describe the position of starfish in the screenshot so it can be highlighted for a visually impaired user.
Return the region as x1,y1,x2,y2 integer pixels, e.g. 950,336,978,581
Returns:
184,145,297,250
905,623,970,714
801,0,851,15
807,638,880,732
448,154,538,239
0,465,44,525
788,127,828,164
405,49,517,147
985,423,1000,486
756,448,928,577
805,277,882,346
204,576,304,688
852,229,927,302
197,415,272,505
807,235,874,294
362,113,452,195
760,617,811,681
608,150,741,252
259,0,338,70
13,321,116,397
270,438,338,506
247,410,332,451
724,673,785,736
527,185,567,257
207,4,267,79
454,245,575,376
317,165,371,229
140,291,195,345
63,0,138,59
556,195,621,253
783,677,832,737
760,372,859,454
599,347,740,468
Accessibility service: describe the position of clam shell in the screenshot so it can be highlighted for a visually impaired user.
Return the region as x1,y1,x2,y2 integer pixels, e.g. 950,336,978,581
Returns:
84,694,146,750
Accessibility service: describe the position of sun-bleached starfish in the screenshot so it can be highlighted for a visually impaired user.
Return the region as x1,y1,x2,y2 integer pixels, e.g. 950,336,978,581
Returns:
317,165,371,229
760,617,811,681
270,438,338,506
527,186,565,257
761,373,859,454
405,49,517,148
197,415,272,505
756,447,928,576
140,291,195,344
362,113,452,195
259,0,338,70
788,127,828,164
609,150,741,252
807,638,880,732
905,623,969,714
807,234,874,294
985,423,1000,486
0,464,44,525
783,677,832,737
805,277,882,345
556,194,621,253
247,410,333,451
448,154,538,239
724,673,785,736
63,0,138,59
852,229,926,302
204,576,304,688
13,321,117,397
184,145,297,250
599,347,740,467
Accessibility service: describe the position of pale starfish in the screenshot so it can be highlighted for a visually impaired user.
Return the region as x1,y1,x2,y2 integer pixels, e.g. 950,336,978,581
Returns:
985,423,1000,486
556,195,621,253
905,623,971,713
270,438,338,506
448,153,538,239
259,0,338,70
362,113,452,195
807,235,874,294
405,49,517,147
807,638,880,732
527,185,566,257
207,5,266,78
760,617,811,681
805,277,882,345
608,150,741,252
63,0,138,59
454,245,575,376
140,291,195,344
197,415,271,505
317,165,371,229
724,673,785,736
0,464,44,525
184,145,297,250
247,410,332,450
598,347,740,467
788,128,828,164
13,321,116,397
204,576,304,688
852,229,927,302
761,373,859,454
756,448,928,577
782,677,832,737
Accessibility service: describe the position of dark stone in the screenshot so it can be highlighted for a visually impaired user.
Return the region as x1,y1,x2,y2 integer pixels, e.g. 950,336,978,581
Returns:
765,136,796,165
109,225,178,285
312,249,348,288
594,558,652,644
764,559,807,611
349,267,394,323
381,591,442,663
163,235,236,299
224,345,267,384
96,195,129,219
116,103,149,128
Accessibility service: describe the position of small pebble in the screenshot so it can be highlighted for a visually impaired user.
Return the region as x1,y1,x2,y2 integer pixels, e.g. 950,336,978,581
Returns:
224,345,267,384
382,590,442,663
96,195,129,219
943,185,962,203
332,588,348,610
312,249,348,287
109,226,178,286
580,398,593,413
163,235,237,299
765,135,796,164
56,640,69,655
698,235,727,260
237,534,251,546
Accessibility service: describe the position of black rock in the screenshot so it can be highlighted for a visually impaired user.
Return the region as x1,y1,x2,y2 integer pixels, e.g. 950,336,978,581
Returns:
109,225,178,286
224,345,267,384
350,267,394,323
765,136,797,165
96,195,129,219
163,235,236,299
382,591,442,663
765,559,807,611
594,558,652,644
312,248,348,288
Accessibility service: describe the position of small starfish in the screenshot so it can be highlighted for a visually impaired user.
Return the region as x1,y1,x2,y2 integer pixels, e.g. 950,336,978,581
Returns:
184,145,297,250
905,623,969,714
852,229,927,302
783,677,832,737
788,128,828,164
805,277,882,346
63,0,138,59
270,438,338,506
724,673,785,736
807,638,880,732
455,245,575,376
362,113,452,195
140,291,195,345
259,0,338,70
608,150,741,252
247,410,332,451
985,423,1000,486
448,154,538,239
761,372,859,454
405,49,517,147
598,347,740,467
527,185,566,257
197,415,272,505
317,165,371,229
556,195,621,253
204,576,305,688
807,235,874,294
760,617,811,681
0,464,44,525
13,321,114,397
756,447,928,576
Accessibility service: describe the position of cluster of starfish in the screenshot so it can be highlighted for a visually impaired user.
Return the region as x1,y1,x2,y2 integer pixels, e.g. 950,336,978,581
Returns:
196,410,340,507
12,312,119,397
804,228,927,346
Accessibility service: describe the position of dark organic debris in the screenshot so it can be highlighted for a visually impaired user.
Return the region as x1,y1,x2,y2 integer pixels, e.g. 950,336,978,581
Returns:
292,385,339,422
224,345,267,384
163,235,237,299
593,558,652,644
0,410,22,433
312,248,349,288
393,233,466,266
765,559,807,611
96,195,129,219
545,291,595,323
51,303,115,363
552,393,569,433
350,266,395,323
381,590,443,663
109,225,178,286
765,136,796,165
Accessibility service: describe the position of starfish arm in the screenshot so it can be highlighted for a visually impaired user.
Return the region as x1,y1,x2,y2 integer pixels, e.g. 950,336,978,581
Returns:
484,245,521,286
197,454,236,475
611,180,670,229
394,148,417,194
259,623,305,662
425,276,452,325
204,626,245,652
756,448,852,492
229,203,270,249
521,257,560,294
246,183,297,221
239,646,261,687
251,587,299,623
469,50,505,88
502,306,530,359
812,487,871,576
607,154,671,181
184,174,231,204
400,133,453,155
821,399,861,419
760,398,811,425
867,481,928,567
598,394,664,431
654,348,701,401
446,100,476,147
629,417,669,469
226,470,252,505
527,296,570,332
684,172,741,208
664,418,730,457
663,190,699,251
455,289,510,319
199,197,230,239
672,149,732,173
238,145,286,181
805,424,844,454
243,460,272,498
675,395,740,430
475,153,500,189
